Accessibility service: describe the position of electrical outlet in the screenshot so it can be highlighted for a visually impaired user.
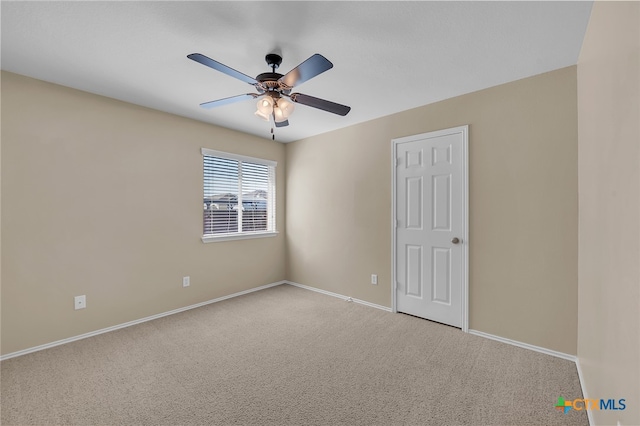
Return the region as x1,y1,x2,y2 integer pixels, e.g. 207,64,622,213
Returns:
182,276,190,287
371,274,378,285
74,295,86,310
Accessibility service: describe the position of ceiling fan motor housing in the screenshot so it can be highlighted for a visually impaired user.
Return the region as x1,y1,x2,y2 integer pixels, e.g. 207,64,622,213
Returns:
257,54,289,94
256,73,291,95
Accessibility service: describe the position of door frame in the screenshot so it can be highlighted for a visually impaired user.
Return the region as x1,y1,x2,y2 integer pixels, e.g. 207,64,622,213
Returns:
391,125,469,332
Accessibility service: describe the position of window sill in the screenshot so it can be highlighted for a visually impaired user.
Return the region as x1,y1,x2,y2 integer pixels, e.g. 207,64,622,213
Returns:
201,231,279,243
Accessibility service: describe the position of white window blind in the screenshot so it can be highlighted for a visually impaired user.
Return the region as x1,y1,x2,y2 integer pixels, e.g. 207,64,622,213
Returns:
202,148,276,241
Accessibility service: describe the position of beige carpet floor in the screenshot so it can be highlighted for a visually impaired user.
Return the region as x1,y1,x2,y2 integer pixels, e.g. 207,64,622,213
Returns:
1,284,588,425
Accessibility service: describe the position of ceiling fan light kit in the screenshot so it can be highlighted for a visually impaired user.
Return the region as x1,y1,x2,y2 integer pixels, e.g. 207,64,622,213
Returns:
187,52,351,139
271,98,294,123
254,109,270,121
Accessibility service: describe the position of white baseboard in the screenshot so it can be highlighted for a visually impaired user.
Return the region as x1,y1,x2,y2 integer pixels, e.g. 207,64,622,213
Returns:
469,330,591,425
2,279,591,426
575,357,594,426
0,281,287,361
286,281,392,312
1,275,586,423
468,329,576,362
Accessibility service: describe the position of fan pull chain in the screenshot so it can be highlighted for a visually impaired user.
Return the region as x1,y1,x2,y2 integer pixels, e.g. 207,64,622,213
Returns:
271,126,275,140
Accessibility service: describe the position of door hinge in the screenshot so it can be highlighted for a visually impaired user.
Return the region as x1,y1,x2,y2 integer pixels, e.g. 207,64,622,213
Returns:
395,157,400,167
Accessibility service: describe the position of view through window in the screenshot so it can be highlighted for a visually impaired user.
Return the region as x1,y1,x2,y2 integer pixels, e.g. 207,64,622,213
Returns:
202,149,276,239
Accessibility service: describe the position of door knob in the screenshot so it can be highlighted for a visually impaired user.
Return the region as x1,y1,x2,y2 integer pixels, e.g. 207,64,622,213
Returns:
452,237,460,244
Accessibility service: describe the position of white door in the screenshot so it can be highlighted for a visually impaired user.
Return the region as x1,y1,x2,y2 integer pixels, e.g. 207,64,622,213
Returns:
393,126,468,329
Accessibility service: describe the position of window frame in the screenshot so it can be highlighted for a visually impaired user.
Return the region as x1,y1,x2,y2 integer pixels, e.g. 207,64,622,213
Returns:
201,148,278,243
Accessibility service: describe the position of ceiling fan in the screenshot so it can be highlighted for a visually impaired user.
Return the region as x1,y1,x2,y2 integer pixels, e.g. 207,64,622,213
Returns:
187,52,351,136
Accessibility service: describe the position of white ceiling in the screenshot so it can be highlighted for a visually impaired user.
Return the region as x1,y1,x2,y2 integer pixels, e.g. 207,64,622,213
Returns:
1,1,592,143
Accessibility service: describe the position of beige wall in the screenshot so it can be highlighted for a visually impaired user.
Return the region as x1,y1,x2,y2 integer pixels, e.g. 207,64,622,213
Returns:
1,66,582,358
0,72,286,355
577,2,640,425
287,67,579,355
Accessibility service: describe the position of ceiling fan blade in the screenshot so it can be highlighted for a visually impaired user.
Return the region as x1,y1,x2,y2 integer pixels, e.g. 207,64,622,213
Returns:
188,53,257,85
279,54,333,88
289,93,351,116
199,93,257,109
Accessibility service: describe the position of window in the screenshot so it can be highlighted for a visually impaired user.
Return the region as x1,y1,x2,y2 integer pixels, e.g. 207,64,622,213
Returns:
202,148,277,242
